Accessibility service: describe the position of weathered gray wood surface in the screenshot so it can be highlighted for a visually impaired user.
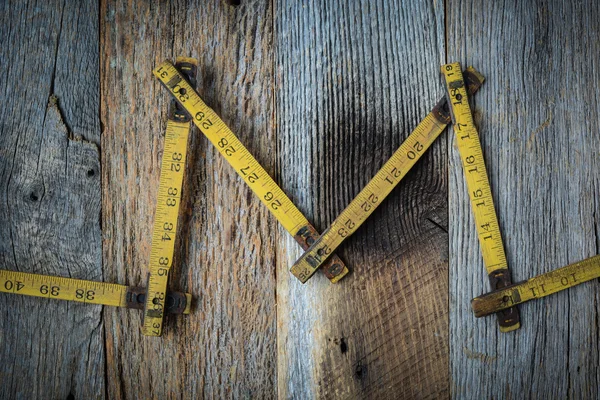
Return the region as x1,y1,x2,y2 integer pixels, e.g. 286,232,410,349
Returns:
0,0,103,398
275,1,449,398
100,0,277,398
3,0,600,398
448,0,600,398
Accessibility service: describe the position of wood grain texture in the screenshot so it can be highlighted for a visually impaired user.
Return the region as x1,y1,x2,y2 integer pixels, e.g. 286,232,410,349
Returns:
0,0,103,398
7,1,600,397
448,0,600,398
100,0,277,398
275,1,449,398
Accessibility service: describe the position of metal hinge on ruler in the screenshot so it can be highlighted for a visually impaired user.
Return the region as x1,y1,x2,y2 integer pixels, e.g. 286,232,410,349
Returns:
127,287,189,314
0,269,191,314
441,62,520,332
472,254,600,317
154,60,351,283
289,67,486,284
142,57,198,336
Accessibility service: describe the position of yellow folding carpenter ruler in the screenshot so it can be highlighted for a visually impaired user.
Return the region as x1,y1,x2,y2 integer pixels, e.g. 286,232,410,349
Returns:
290,67,485,283
0,269,191,314
441,62,520,332
142,57,197,336
0,59,195,332
472,254,600,317
153,60,349,283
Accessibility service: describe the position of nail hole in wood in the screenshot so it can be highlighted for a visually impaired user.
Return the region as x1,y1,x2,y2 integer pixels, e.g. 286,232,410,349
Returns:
87,169,95,177
340,338,348,354
355,361,366,379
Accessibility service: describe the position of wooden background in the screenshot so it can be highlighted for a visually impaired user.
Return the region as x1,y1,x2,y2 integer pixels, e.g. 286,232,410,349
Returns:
0,0,599,398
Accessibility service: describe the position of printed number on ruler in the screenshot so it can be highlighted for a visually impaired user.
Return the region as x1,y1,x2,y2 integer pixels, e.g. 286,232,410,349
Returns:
153,60,350,283
154,62,306,234
442,62,520,332
142,120,191,336
289,68,486,283
144,58,197,336
442,63,507,273
0,269,124,306
472,254,600,317
0,269,192,313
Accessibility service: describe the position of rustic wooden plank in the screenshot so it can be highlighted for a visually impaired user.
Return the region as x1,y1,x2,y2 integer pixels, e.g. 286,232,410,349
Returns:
449,0,600,397
275,1,448,398
100,1,277,397
0,0,103,398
